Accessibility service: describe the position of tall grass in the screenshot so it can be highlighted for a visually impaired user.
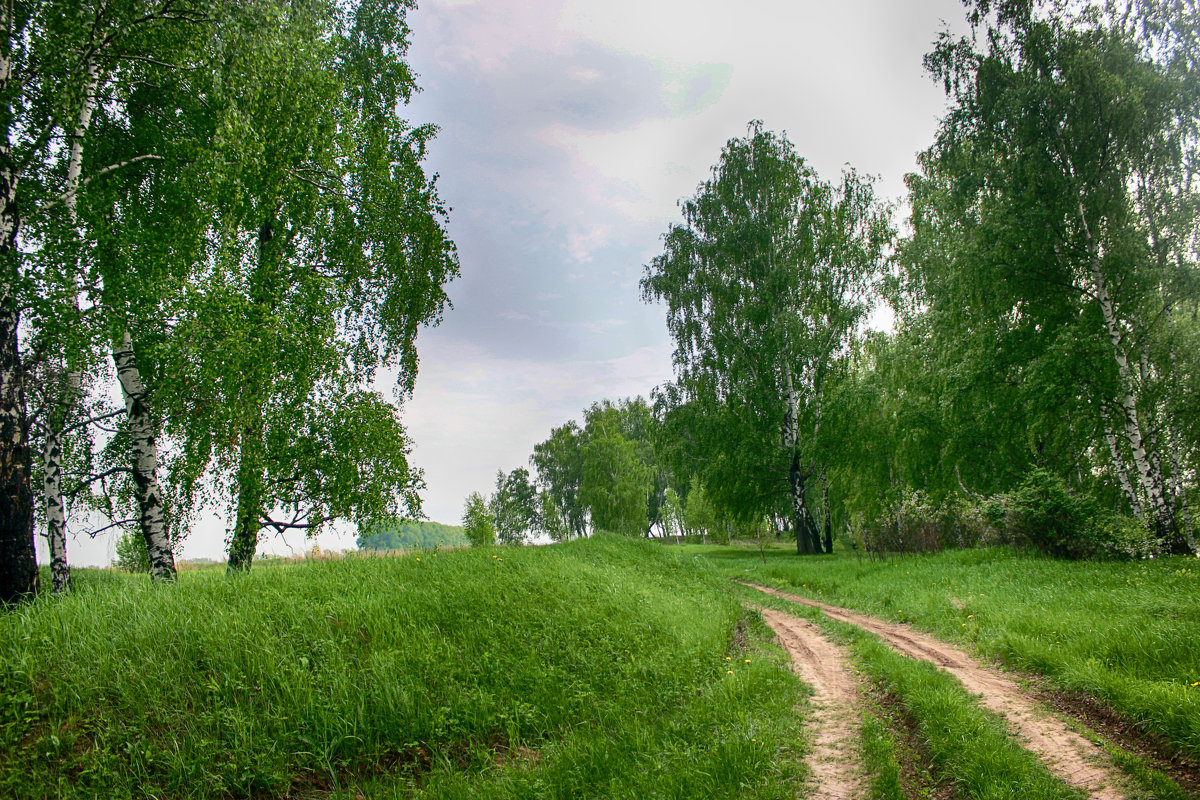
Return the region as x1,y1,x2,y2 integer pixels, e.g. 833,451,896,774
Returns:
700,545,1200,757
1,537,805,799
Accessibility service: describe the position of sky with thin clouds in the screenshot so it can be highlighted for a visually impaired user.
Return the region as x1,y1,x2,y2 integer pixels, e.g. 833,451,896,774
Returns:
51,0,971,566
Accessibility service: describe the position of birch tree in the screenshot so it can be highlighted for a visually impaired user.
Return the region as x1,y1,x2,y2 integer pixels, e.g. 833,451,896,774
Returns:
919,0,1200,552
151,0,456,571
642,123,890,554
0,0,216,598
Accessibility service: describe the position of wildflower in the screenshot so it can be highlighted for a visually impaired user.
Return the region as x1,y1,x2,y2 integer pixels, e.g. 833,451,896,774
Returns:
727,670,733,674
744,659,751,663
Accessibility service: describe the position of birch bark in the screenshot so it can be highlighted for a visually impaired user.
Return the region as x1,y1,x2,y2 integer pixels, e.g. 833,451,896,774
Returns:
1090,260,1178,544
42,426,68,592
113,331,175,581
784,366,819,554
40,60,101,593
1101,404,1143,518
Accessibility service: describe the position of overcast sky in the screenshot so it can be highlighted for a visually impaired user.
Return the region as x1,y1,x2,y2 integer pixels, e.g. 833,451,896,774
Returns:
54,0,970,566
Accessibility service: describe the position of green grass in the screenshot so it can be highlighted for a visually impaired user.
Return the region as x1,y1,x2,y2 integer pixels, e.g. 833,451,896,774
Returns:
698,544,1200,759
1,537,806,799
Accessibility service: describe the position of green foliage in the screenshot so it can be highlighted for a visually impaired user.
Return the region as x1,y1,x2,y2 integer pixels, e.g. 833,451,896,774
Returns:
642,122,891,550
0,537,805,799
1004,470,1158,560
490,468,539,545
461,491,496,548
113,531,150,573
540,492,568,543
579,425,651,536
356,520,467,551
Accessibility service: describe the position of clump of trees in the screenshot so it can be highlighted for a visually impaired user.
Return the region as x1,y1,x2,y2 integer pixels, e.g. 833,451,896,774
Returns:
464,397,784,545
1,0,457,601
357,521,468,552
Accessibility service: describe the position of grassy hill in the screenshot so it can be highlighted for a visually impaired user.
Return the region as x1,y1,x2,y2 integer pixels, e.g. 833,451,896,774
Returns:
0,538,804,799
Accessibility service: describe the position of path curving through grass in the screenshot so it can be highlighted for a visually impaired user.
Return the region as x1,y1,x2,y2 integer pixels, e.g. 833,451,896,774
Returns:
746,581,1129,800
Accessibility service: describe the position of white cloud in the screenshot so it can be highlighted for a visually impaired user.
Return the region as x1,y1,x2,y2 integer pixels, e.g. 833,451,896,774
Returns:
566,224,611,262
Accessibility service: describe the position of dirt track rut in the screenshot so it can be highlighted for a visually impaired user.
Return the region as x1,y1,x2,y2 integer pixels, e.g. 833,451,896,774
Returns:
759,608,865,800
746,582,1127,800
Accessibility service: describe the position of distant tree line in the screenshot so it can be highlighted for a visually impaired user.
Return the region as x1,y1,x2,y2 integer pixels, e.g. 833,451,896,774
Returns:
463,397,774,545
0,0,457,602
474,0,1200,560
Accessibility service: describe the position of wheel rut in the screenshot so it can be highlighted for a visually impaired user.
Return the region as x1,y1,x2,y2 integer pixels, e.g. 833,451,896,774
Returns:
757,607,866,800
745,581,1129,800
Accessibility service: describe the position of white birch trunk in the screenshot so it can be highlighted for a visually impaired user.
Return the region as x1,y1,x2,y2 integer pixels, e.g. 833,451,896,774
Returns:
39,60,101,594
1090,261,1176,540
783,365,818,554
1101,404,1143,518
113,331,175,581
42,427,68,592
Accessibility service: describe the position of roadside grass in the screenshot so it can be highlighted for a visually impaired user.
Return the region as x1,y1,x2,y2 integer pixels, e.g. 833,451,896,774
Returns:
697,544,1200,760
1,537,805,799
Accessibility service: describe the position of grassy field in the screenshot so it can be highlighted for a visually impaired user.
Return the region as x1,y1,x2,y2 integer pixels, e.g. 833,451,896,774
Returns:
0,537,806,800
695,543,1200,760
6,538,1198,799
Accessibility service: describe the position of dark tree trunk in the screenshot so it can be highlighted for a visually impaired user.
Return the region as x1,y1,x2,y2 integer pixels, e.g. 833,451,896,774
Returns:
790,451,819,554
0,161,36,603
821,466,832,554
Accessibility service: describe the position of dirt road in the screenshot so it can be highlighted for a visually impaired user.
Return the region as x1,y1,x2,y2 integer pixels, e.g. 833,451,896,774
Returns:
746,582,1128,800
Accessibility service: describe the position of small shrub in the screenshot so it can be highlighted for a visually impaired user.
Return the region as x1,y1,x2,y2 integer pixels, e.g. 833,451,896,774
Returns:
113,531,150,573
1088,511,1158,560
1003,469,1094,558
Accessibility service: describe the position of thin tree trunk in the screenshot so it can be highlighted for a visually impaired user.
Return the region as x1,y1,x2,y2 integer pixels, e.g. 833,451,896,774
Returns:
42,424,69,592
39,60,101,594
1101,403,1143,518
113,331,176,581
227,214,278,573
821,465,832,554
0,5,37,603
783,367,817,554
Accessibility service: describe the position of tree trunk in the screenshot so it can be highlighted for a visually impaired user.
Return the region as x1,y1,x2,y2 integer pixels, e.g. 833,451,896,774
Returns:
1090,262,1179,548
0,279,35,602
821,465,832,554
42,425,69,592
0,6,37,603
113,331,176,581
1101,403,1143,518
37,60,102,595
226,434,264,572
